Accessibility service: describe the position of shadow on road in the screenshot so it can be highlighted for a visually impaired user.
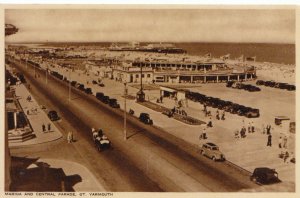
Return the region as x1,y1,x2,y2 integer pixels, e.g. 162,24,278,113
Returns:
10,156,82,192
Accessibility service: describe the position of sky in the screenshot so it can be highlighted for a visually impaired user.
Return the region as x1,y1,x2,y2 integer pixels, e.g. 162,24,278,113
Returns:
5,9,295,43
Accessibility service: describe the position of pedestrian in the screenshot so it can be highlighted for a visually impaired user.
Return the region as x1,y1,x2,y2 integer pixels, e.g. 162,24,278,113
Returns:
283,136,288,149
251,122,255,133
248,122,251,133
221,111,225,120
67,131,72,143
266,124,271,135
207,117,213,127
283,151,289,163
42,123,46,132
216,110,220,120
27,110,30,115
261,124,266,134
240,126,246,138
278,136,282,148
48,123,51,131
199,127,207,140
234,129,240,139
267,133,272,147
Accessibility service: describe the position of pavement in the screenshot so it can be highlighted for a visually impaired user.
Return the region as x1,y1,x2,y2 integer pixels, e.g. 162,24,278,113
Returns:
40,64,295,184
9,82,63,148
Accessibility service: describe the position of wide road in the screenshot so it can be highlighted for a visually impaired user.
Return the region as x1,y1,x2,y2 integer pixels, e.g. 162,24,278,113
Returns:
9,56,258,192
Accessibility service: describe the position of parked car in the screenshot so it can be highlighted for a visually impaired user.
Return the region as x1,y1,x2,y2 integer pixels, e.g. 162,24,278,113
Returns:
139,113,153,125
250,167,280,184
108,98,120,108
77,84,85,91
96,92,104,100
256,80,265,86
92,80,98,84
199,142,225,161
48,110,59,121
71,81,77,87
226,81,235,87
85,88,93,94
98,83,105,87
101,96,110,104
245,108,260,118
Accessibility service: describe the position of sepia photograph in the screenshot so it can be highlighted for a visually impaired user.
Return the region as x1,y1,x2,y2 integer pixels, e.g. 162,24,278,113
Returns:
2,5,297,195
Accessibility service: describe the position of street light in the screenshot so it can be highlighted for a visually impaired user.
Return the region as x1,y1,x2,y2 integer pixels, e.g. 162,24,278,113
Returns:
68,66,71,101
124,82,128,140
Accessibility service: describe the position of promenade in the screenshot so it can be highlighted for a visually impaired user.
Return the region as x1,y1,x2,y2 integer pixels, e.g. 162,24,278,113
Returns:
45,64,295,184
9,83,63,147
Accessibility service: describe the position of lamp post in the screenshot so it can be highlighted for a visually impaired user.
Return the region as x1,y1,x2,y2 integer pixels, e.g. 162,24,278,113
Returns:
46,65,48,85
124,82,128,140
68,66,71,101
136,62,145,102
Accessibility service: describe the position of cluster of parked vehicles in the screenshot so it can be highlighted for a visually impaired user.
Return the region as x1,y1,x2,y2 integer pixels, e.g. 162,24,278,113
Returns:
96,92,120,108
226,81,261,92
51,71,64,81
186,91,260,118
256,80,296,91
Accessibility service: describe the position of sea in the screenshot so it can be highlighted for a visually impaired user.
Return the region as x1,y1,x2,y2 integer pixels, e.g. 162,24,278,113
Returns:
41,42,295,65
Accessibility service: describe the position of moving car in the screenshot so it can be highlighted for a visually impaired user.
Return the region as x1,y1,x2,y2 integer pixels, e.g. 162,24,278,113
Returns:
139,113,153,125
48,110,59,121
200,142,225,161
92,129,111,152
250,167,280,184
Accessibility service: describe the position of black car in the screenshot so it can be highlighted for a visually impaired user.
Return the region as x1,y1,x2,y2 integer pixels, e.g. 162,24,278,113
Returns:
250,167,280,184
101,96,110,104
286,84,296,91
245,108,260,118
108,98,120,108
98,83,105,87
92,80,98,84
71,81,77,87
226,81,235,87
85,88,93,94
96,92,104,100
48,110,59,121
139,113,153,125
256,80,265,86
77,84,85,91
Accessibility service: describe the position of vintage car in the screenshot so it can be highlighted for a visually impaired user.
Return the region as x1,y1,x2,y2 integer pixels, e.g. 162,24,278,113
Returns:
71,81,77,87
48,110,59,121
200,142,225,161
256,80,265,86
245,108,260,118
108,98,120,108
101,96,110,104
250,167,280,184
85,88,93,94
92,129,111,152
96,92,104,100
139,113,153,125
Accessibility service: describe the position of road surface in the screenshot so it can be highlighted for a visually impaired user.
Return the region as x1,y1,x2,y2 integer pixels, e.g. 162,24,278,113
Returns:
8,56,258,192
